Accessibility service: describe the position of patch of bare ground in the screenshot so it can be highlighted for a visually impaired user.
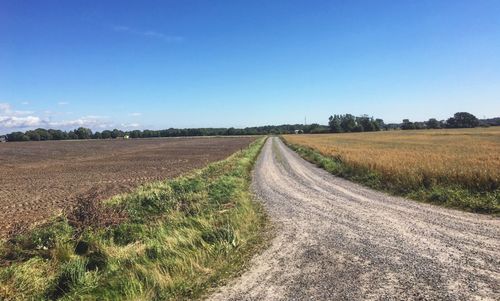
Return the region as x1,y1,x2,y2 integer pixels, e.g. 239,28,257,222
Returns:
0,137,255,238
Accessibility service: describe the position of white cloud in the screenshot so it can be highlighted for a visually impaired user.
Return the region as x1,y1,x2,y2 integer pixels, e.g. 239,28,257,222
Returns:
0,116,42,128
58,101,69,105
21,101,29,105
129,112,142,116
112,25,183,42
0,102,116,132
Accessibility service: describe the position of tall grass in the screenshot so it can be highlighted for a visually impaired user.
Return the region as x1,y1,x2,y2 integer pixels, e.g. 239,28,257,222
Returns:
0,137,267,300
283,128,499,213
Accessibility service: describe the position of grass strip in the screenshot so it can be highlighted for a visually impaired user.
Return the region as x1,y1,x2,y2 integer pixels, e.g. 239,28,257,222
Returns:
282,138,499,214
0,137,268,300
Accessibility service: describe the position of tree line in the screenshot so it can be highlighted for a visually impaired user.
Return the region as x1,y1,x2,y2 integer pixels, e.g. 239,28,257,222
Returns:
1,112,496,142
328,114,385,132
327,112,491,133
400,112,481,130
2,125,325,142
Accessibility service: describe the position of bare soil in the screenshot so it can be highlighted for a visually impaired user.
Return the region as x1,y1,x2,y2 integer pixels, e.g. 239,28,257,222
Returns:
0,137,255,238
208,137,500,300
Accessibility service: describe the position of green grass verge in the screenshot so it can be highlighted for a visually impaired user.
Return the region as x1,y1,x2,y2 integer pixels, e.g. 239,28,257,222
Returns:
283,138,499,214
0,137,268,300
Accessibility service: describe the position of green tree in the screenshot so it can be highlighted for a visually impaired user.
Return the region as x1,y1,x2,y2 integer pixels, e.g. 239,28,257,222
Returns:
75,127,93,139
401,119,415,130
340,114,357,132
101,130,112,139
426,118,440,129
129,130,142,138
25,130,41,141
111,129,124,138
6,131,29,141
328,115,342,133
446,112,479,128
374,119,385,131
68,131,78,139
48,129,67,140
357,115,374,132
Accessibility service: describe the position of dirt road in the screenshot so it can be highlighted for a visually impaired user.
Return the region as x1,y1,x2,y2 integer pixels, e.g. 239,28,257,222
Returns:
209,137,500,300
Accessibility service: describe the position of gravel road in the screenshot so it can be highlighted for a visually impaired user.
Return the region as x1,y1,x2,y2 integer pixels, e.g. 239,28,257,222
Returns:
208,137,500,300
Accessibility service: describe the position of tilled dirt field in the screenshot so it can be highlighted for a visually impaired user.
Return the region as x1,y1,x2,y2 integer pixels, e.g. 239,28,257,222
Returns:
0,137,255,238
209,137,500,300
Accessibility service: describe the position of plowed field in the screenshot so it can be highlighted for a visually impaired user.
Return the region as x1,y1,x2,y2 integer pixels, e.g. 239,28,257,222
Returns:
0,137,255,237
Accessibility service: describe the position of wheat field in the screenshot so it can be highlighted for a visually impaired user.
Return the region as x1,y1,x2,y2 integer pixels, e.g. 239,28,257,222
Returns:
283,127,500,193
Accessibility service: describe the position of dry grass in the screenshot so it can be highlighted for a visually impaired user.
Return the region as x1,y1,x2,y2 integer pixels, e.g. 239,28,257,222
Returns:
283,128,499,212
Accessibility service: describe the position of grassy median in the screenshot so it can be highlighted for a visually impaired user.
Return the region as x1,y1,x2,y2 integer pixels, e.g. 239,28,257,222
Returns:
0,137,267,300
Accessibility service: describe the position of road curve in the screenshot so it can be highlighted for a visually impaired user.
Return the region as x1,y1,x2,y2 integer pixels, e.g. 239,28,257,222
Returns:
208,137,500,300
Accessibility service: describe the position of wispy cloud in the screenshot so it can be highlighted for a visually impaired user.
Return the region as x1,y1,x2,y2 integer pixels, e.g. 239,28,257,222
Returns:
48,116,113,129
112,25,183,42
21,101,29,105
129,112,142,116
0,102,34,116
121,123,140,128
58,101,69,106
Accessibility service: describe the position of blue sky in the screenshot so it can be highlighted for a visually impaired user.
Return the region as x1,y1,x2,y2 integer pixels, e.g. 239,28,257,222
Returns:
1,0,499,133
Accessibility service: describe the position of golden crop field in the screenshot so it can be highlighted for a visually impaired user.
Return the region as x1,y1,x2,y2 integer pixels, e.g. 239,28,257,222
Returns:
283,127,500,194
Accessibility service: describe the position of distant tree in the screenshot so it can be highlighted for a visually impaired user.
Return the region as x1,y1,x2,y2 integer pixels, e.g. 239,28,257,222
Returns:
226,127,236,135
101,130,112,139
374,119,385,131
340,114,357,132
328,115,342,133
75,127,93,139
401,119,415,130
357,115,375,132
426,118,440,129
310,126,329,134
446,112,479,128
352,124,364,132
6,131,29,141
142,129,152,138
25,130,41,141
93,131,102,139
129,130,142,138
111,129,124,138
68,131,78,140
413,122,426,129
34,128,51,140
48,129,67,140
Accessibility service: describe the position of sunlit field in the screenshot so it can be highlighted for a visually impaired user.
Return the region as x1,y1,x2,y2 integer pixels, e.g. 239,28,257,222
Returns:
283,127,500,213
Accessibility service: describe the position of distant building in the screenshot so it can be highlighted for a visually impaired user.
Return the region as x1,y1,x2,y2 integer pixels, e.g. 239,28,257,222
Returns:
0,136,6,143
123,135,130,139
294,130,303,134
